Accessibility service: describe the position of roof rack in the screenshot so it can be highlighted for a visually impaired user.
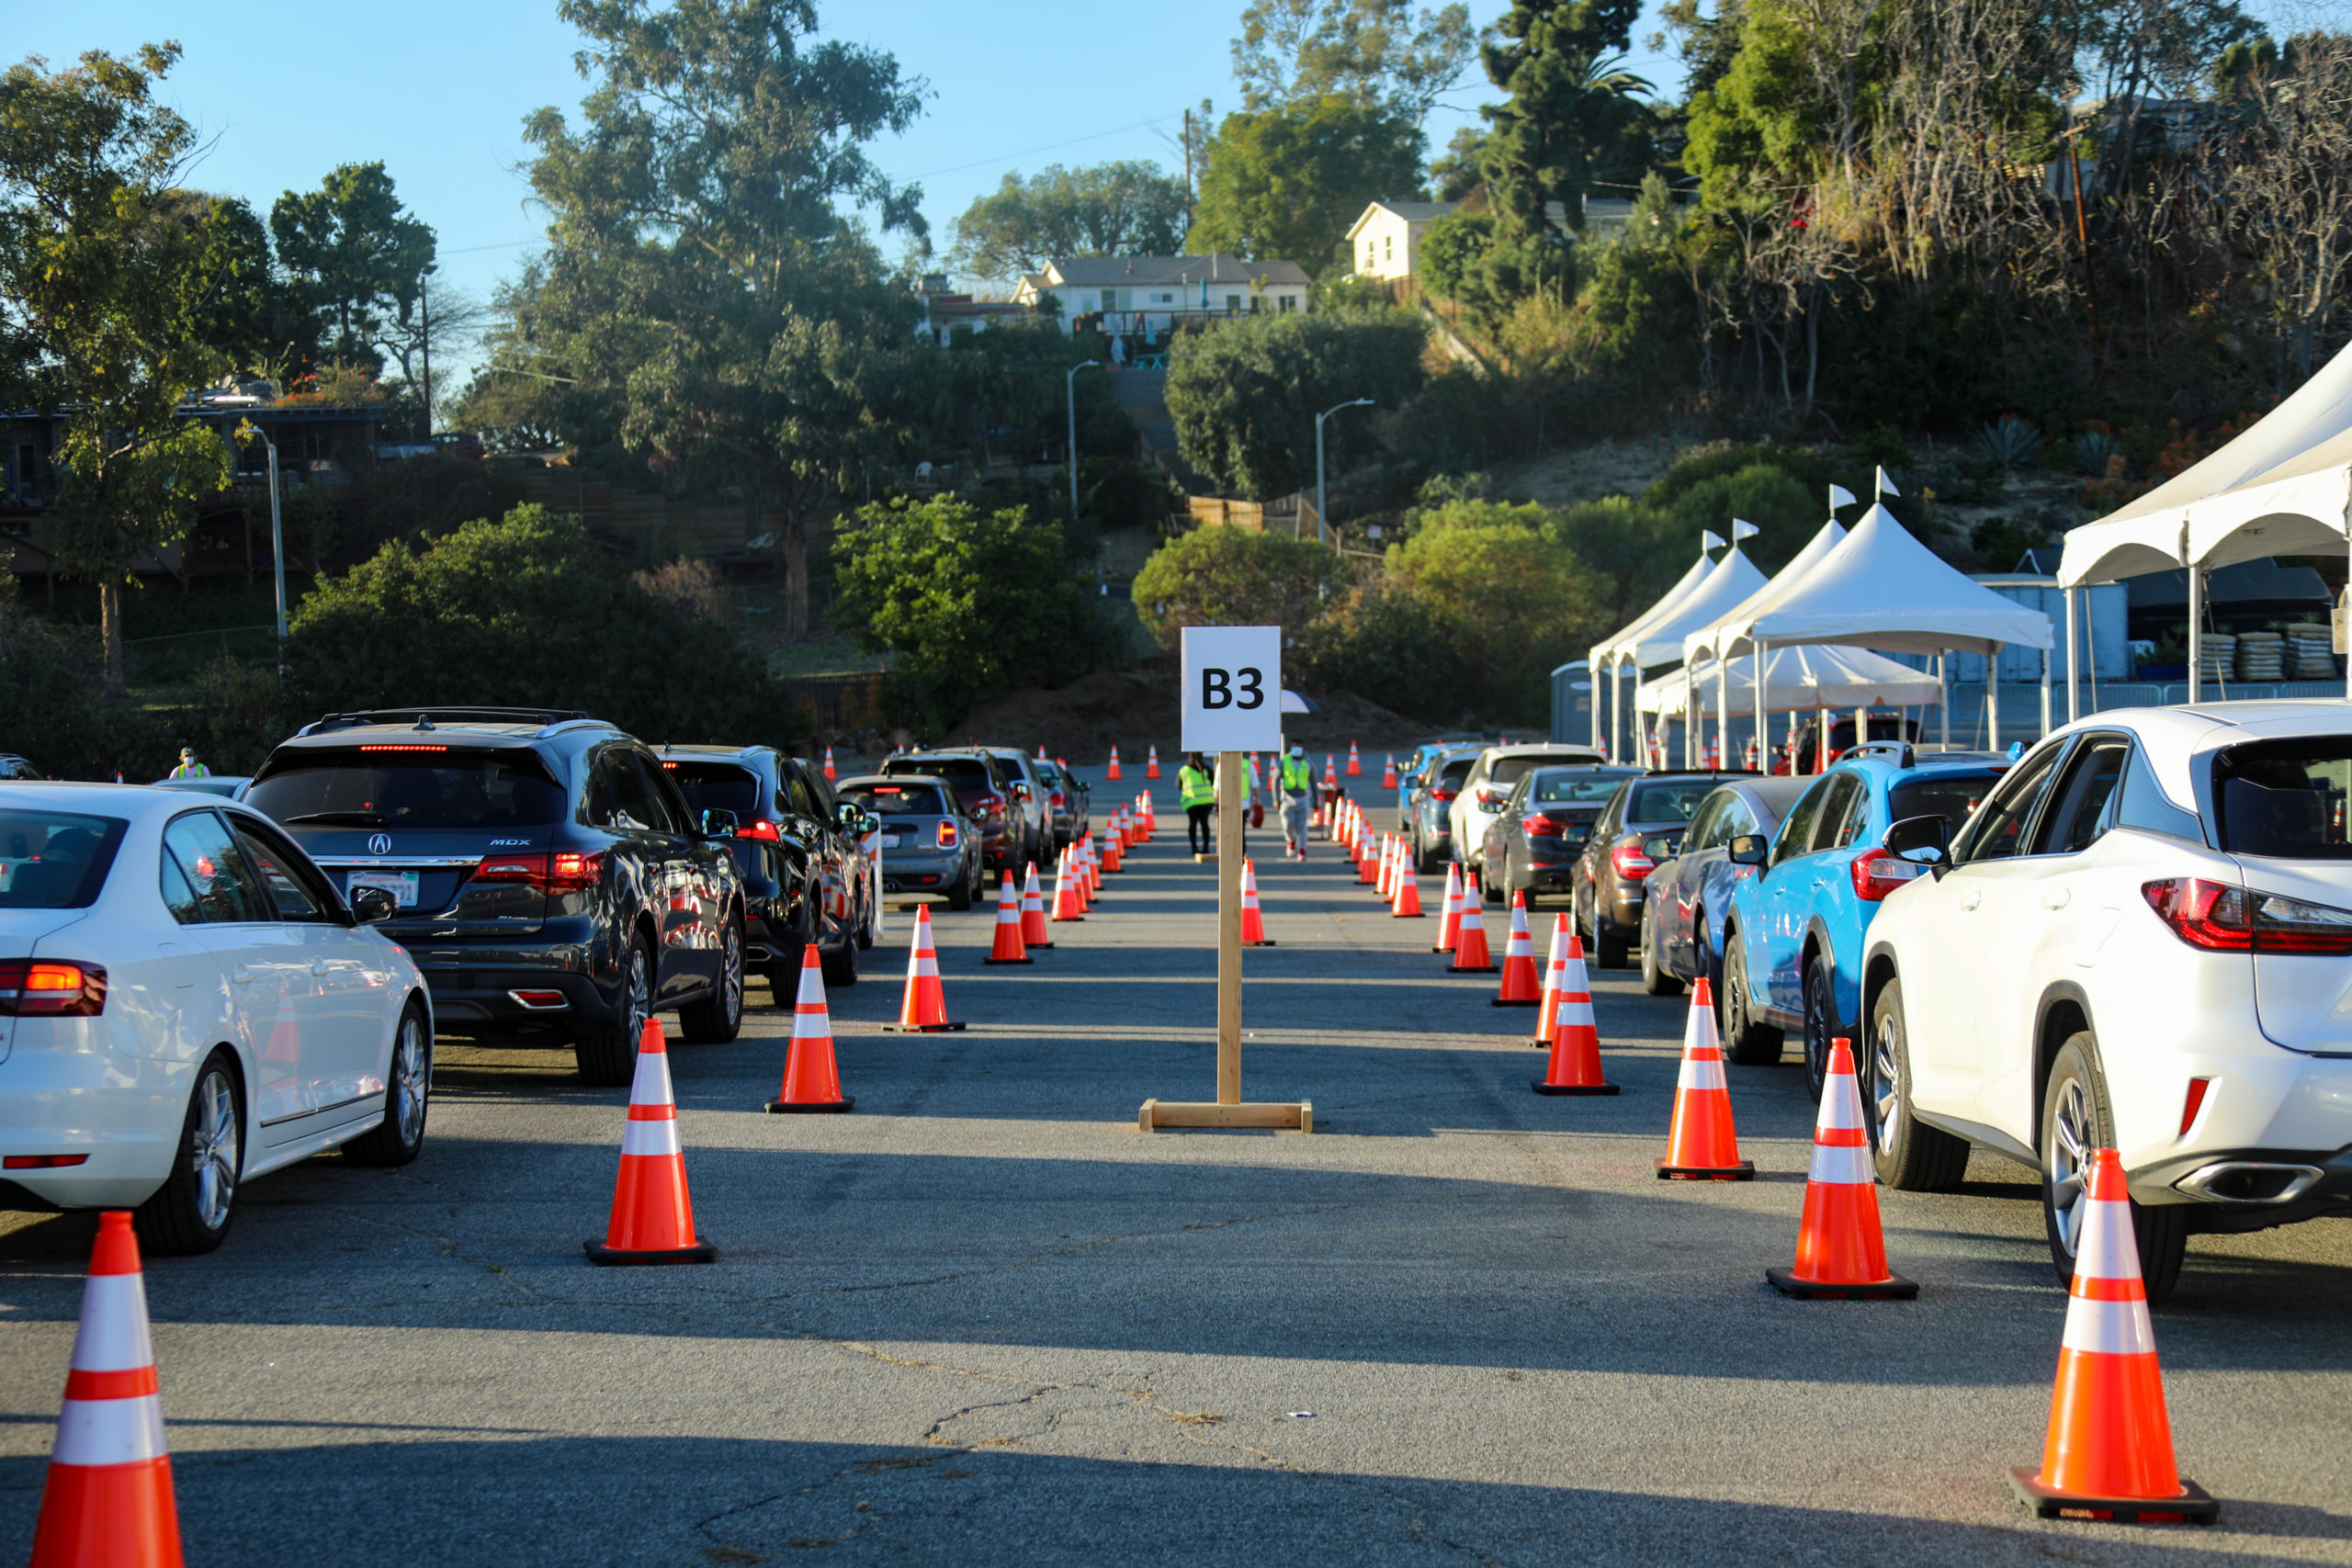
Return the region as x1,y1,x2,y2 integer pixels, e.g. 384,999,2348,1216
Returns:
1843,740,1917,769
299,706,597,738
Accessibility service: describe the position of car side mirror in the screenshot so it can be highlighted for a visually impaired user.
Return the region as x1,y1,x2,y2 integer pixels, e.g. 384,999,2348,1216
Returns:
1726,833,1769,867
700,807,739,840
1643,833,1677,862
348,885,397,924
1012,782,1033,800
1884,814,1951,872
1078,781,1091,793
834,800,862,829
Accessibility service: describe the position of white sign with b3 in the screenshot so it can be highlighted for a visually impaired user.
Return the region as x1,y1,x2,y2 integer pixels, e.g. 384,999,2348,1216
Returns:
1180,625,1282,753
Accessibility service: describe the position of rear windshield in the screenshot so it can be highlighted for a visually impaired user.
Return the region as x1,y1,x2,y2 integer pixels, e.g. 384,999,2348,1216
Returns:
2214,739,2352,858
661,761,761,819
1437,760,1476,788
1626,780,1716,823
887,760,993,802
1526,768,1640,805
843,781,949,816
0,809,127,908
247,747,567,830
1889,773,1998,837
1491,753,1595,787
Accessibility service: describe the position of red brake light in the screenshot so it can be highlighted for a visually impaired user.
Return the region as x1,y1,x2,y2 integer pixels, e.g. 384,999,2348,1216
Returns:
357,744,447,751
1610,840,1655,879
1431,788,1457,803
739,818,781,841
0,959,107,1016
3,1153,89,1168
1478,787,1507,807
936,820,959,849
472,854,545,883
469,852,601,895
2139,876,2352,954
549,851,602,892
1051,791,1067,808
2180,1077,2213,1134
1849,845,1925,902
1522,813,1565,838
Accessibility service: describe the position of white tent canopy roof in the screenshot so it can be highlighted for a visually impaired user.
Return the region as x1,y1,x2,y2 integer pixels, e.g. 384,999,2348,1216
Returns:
1680,516,1847,661
2059,337,2352,587
1688,502,2052,659
1607,547,1770,671
1636,644,1942,716
1590,548,1730,671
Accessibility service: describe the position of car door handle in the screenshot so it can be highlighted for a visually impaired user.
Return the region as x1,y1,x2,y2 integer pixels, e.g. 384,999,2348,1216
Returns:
230,966,254,985
2041,889,2071,909
310,960,331,976
1958,891,1982,912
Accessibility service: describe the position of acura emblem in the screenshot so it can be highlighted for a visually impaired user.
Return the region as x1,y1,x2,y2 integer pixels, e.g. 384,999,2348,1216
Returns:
368,833,391,855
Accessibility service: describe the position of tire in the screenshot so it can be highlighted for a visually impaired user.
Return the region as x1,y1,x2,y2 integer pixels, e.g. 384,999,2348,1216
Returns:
1800,956,1838,1100
1721,931,1783,1065
1640,908,1684,997
855,880,876,949
820,919,860,987
343,1001,432,1167
1593,908,1630,969
1416,833,1442,875
1863,976,1970,1191
680,913,745,1043
946,856,976,911
2041,1034,2191,1304
134,1051,243,1256
1481,855,1504,906
574,933,654,1087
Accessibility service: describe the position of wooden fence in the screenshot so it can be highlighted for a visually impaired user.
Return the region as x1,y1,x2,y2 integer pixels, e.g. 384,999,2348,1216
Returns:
1186,491,1321,539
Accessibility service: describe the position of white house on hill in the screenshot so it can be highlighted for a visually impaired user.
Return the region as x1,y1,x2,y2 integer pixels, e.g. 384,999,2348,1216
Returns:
1346,200,1457,282
1012,254,1312,336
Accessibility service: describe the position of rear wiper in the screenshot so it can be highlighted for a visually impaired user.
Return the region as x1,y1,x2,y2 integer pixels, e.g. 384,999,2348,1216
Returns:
284,810,388,826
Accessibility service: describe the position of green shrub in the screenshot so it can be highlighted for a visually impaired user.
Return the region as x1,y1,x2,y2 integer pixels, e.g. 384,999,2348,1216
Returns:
1130,525,1337,651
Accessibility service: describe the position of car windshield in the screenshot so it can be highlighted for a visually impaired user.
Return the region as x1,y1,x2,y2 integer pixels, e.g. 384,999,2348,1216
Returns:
843,781,948,816
247,747,566,830
2213,739,2352,858
0,808,127,908
661,761,761,818
1526,769,1640,804
1436,760,1476,789
1888,773,1999,838
888,759,993,805
1626,780,1717,823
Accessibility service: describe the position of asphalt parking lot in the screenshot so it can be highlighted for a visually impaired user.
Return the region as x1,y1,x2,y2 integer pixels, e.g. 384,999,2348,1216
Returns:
5,781,2350,1567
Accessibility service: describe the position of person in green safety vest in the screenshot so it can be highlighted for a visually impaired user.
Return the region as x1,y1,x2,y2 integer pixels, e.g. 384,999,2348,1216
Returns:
168,747,209,781
1278,744,1313,860
1177,752,1216,855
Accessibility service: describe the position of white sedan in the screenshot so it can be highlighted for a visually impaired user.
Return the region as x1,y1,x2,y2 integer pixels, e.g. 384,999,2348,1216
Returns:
1862,702,2352,1302
0,784,432,1253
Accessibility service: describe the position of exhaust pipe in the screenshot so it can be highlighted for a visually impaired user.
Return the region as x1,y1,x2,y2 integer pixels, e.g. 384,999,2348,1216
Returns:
2174,1160,2323,1205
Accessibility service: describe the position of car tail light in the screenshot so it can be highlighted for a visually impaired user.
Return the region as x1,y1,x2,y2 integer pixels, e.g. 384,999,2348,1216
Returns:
1050,790,1067,810
978,793,1007,820
357,744,447,752
2143,877,2352,954
2180,1077,2213,1134
1477,787,1507,808
1610,840,1655,880
3,1153,89,1168
1849,846,1925,901
936,820,959,849
739,818,781,841
0,959,107,1016
1522,813,1566,838
470,852,602,895
472,853,545,883
1431,788,1457,803
549,852,602,892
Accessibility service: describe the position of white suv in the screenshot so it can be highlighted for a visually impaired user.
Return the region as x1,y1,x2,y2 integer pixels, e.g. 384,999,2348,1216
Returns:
1861,702,2352,1303
1448,743,1604,872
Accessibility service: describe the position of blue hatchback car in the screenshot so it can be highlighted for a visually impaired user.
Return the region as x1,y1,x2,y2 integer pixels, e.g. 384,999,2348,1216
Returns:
1718,744,2010,1095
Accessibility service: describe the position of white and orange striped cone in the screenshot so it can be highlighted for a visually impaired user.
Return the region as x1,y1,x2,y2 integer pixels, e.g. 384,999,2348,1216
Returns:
29,1211,182,1568
1357,831,1381,886
1450,897,1496,973
983,870,1031,964
1656,979,1753,1180
1346,740,1362,776
1077,837,1099,908
1106,746,1123,780
1147,745,1160,779
2009,1148,2218,1522
1391,852,1423,916
1532,913,1573,1044
1533,930,1617,1095
1240,859,1274,945
882,905,966,1032
770,945,854,1112
1050,848,1085,922
1102,822,1125,873
822,746,837,781
1492,893,1542,1005
1433,863,1464,953
1323,755,1339,790
1138,792,1156,840
591,1017,718,1259
1376,836,1397,898
1769,1039,1914,1297
1020,863,1053,949
1382,754,1397,788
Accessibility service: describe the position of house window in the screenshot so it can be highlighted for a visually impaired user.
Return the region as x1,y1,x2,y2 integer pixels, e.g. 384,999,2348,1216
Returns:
1227,294,1242,313
1365,244,1376,267
1385,235,1393,258
1278,294,1297,312
1155,292,1173,304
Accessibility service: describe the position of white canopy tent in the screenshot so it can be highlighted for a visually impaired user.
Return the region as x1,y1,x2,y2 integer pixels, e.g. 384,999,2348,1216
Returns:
2057,339,2352,711
1637,644,1941,715
1676,515,1848,766
1586,546,1767,761
1687,502,2054,747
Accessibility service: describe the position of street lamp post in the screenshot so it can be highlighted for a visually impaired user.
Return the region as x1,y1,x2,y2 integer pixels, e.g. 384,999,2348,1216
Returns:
1067,359,1101,521
1315,398,1374,547
261,429,288,643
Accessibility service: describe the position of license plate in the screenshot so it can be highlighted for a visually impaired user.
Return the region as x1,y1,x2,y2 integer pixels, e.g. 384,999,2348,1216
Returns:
348,869,420,908
880,833,902,849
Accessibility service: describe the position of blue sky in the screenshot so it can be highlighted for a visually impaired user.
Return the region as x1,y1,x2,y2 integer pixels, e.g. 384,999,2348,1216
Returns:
14,2,1685,389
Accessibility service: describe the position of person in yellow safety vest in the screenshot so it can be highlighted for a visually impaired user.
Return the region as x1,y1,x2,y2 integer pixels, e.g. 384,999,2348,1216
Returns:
1278,745,1313,861
168,747,209,781
1177,752,1216,855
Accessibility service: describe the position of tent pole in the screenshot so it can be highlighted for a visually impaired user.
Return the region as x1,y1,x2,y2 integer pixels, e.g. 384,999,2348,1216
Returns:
1611,662,1623,763
2188,568,2202,703
1589,655,1602,751
1683,665,1694,768
1989,649,2001,750
1938,655,1950,747
1716,652,1729,769
2040,647,2052,739
1815,697,1826,773
2064,587,2080,722
1752,641,1767,771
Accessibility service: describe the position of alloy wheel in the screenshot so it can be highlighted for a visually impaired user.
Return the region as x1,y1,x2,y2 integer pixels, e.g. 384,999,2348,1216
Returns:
392,1013,430,1146
2046,1077,2093,1258
1804,964,1834,1094
720,922,744,1028
1870,1016,1903,1156
193,1069,239,1232
623,943,651,1048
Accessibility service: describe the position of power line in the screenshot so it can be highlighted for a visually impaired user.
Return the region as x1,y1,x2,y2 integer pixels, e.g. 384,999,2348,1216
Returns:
908,109,1190,180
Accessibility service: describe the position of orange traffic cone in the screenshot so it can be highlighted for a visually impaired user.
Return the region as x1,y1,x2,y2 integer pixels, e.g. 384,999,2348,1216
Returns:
1492,894,1542,1005
1375,835,1396,897
1769,1039,1915,1297
590,1017,718,1259
1107,747,1123,780
1357,832,1380,886
1051,848,1086,922
770,945,854,1112
1102,823,1125,873
883,905,966,1032
1346,741,1362,776
1021,863,1053,949
1077,838,1099,908
1381,754,1397,788
984,870,1031,964
822,746,836,781
1391,855,1423,916
1451,897,1496,972
1433,863,1464,953
1240,859,1274,945
1532,913,1575,1044
1147,745,1160,779
1138,792,1156,839
28,1211,182,1568
1533,931,1617,1095
2009,1148,2218,1522
1657,978,1754,1180
1323,755,1339,789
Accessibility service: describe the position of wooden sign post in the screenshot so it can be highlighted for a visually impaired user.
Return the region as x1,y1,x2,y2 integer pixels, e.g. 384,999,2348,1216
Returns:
1139,628,1311,1134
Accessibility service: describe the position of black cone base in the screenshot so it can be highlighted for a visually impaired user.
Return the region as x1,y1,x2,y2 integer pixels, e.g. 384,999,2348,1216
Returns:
1491,998,1540,1008
1451,964,1498,974
585,1236,717,1266
1656,1159,1755,1180
1532,1080,1620,1096
2007,1469,2219,1525
982,956,1035,965
766,1096,854,1113
1767,1268,1918,1300
881,1021,967,1032
1244,939,1277,946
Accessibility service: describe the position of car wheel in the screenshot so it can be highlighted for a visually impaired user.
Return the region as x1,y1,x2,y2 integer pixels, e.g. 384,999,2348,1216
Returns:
574,933,653,1087
1481,855,1505,906
854,879,876,949
1721,931,1782,1065
134,1051,243,1256
2041,1034,2190,1304
680,913,745,1043
1640,908,1684,997
1801,957,1838,1100
946,856,976,911
1863,976,1969,1191
343,1002,432,1167
820,918,861,987
1592,906,1630,968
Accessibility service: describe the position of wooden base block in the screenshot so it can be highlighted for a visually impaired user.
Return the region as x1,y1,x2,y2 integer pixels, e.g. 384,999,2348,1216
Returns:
1138,1099,1313,1134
